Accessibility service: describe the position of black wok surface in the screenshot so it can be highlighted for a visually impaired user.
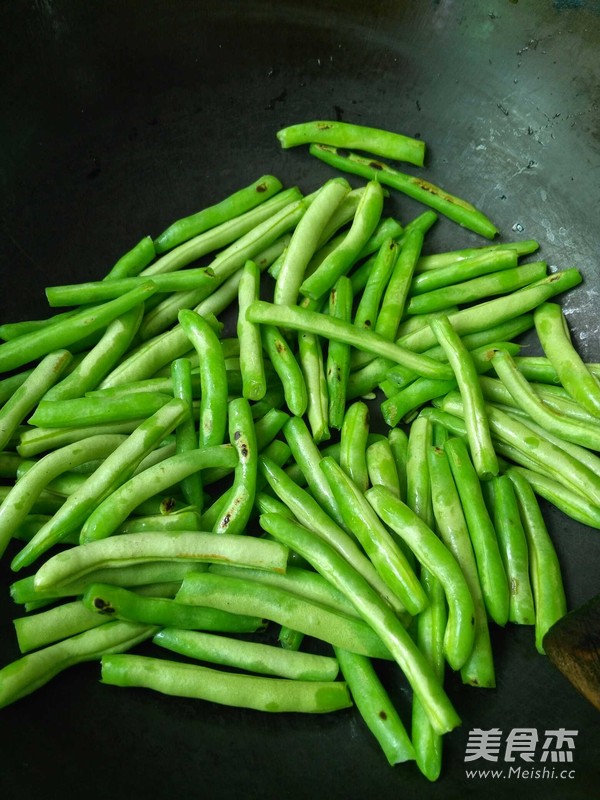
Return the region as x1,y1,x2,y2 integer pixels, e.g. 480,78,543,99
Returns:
1,2,599,798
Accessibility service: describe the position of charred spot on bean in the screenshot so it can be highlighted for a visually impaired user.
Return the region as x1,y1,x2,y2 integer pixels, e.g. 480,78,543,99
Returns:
378,710,388,721
256,182,268,193
337,148,350,159
234,430,242,440
275,339,285,354
330,288,337,302
369,161,384,171
222,513,231,527
94,597,115,614
317,122,333,130
364,319,371,328
240,443,249,458
161,496,177,514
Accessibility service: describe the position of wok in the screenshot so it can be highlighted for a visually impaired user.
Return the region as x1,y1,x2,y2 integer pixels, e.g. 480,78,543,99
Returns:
0,1,599,798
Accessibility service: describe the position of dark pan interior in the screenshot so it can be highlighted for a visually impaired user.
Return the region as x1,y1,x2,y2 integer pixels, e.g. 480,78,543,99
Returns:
1,2,599,798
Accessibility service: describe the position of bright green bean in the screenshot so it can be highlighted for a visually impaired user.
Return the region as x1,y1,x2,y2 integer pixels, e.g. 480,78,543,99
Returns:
443,436,509,626
29,392,172,428
326,276,353,429
410,248,518,295
335,647,415,766
415,240,539,272
274,178,349,307
430,315,498,479
179,309,228,447
310,144,498,239
237,260,266,401
366,438,401,497
321,457,427,617
154,175,283,253
0,282,157,373
101,653,351,714
366,485,476,671
0,350,72,451
261,324,308,417
103,236,156,279
427,445,495,688
300,180,384,301
505,468,567,653
277,120,425,166
247,301,455,381
177,571,392,660
0,621,156,709
79,445,237,543
491,474,535,625
339,401,370,493
353,238,398,332
259,512,461,736
298,330,330,443
156,627,339,681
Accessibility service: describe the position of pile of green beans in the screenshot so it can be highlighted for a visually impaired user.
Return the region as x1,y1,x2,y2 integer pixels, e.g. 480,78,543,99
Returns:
0,119,598,781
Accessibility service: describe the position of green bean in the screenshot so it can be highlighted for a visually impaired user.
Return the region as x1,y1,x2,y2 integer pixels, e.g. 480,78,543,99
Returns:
388,428,409,503
212,399,257,535
410,568,446,781
154,175,283,253
156,627,339,681
441,391,600,506
140,196,307,340
46,267,221,307
237,260,266,401
443,436,509,626
405,414,434,527
406,261,548,316
310,144,498,239
0,621,156,710
315,186,368,246
44,306,144,401
117,509,202,534
277,120,426,166
144,187,301,277
33,531,288,594
29,392,172,428
103,236,156,279
282,416,343,526
427,445,495,688
415,240,539,272
366,438,401,497
16,419,147,459
321,457,427,616
491,474,535,625
209,563,361,620
83,582,263,632
170,358,203,511
178,309,228,447
260,324,307,417
0,350,72,451
274,178,349,307
258,456,407,617
11,398,189,571
0,282,157,373
353,238,398,332
339,401,370,493
398,269,582,354
326,276,353,429
335,647,415,766
298,331,330,443
0,368,33,404
300,181,384,301
491,348,600,449
430,316,498,479
534,301,600,418
14,600,109,653
410,248,518,295
505,468,567,654
366,486,476,671
0,434,128,559
513,355,600,385
259,512,460,735
382,376,457,427
278,626,305,651
504,466,600,529
101,653,351,714
177,571,392,660
247,301,454,381
79,445,237,542
366,314,534,398
376,227,428,340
